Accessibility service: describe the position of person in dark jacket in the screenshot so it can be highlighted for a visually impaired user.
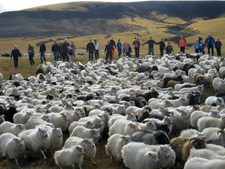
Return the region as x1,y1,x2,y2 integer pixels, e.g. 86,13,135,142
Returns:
215,38,222,56
105,41,114,62
204,33,216,56
198,35,203,43
158,38,166,57
51,41,60,61
86,39,95,61
110,37,116,59
142,36,158,55
39,41,46,64
165,42,174,55
124,42,132,57
28,43,35,65
11,45,22,69
62,38,70,61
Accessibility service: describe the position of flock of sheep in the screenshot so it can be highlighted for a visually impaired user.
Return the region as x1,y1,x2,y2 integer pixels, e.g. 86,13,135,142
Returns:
0,53,225,169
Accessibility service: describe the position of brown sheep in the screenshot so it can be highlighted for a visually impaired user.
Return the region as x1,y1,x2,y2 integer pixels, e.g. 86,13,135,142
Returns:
166,80,182,88
170,137,206,165
194,73,204,84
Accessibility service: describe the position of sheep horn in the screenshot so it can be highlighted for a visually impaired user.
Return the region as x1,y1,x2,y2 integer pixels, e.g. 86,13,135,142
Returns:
222,117,225,121
217,130,224,135
189,137,198,143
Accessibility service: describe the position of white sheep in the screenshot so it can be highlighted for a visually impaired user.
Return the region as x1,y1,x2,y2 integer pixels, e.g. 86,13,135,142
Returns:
206,143,225,156
212,77,225,92
109,120,140,136
149,100,173,109
68,120,95,134
48,112,70,131
184,157,225,169
190,110,220,129
18,127,50,159
188,147,225,160
26,116,54,129
54,145,84,169
105,134,131,162
167,97,189,108
48,127,63,153
219,67,225,78
78,116,103,129
122,142,160,169
179,84,204,93
205,96,224,106
0,121,26,136
197,117,225,132
13,110,33,124
179,129,205,138
138,122,157,131
0,133,25,166
70,126,100,144
64,136,96,164
108,113,137,128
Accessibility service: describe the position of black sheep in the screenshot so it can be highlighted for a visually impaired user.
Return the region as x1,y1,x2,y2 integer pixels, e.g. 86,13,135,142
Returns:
131,130,170,145
215,92,225,102
182,63,195,75
0,105,17,123
188,91,201,105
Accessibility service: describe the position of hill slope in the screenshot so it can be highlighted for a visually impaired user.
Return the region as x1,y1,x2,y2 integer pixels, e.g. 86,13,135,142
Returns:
0,1,225,38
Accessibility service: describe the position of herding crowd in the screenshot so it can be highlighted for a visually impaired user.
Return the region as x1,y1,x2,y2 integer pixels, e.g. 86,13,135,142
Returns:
10,33,222,69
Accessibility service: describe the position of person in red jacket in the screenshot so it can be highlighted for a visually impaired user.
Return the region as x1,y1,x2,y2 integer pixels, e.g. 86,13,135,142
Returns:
178,35,187,53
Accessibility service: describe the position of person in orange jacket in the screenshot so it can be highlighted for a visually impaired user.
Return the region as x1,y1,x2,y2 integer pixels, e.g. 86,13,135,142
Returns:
110,37,116,59
178,35,187,53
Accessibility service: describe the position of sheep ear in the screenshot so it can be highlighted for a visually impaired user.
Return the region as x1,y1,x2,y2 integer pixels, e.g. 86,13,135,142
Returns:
148,152,152,156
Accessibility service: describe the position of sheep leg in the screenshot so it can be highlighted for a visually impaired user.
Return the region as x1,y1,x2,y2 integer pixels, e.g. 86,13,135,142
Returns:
40,150,47,159
110,155,114,162
91,158,97,165
78,164,82,169
15,157,20,167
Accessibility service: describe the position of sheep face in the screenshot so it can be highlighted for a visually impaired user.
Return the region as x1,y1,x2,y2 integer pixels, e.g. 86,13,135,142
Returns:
82,139,95,149
13,138,25,148
95,117,103,127
91,129,100,139
16,124,26,132
38,128,48,138
42,115,50,122
127,113,137,122
210,110,220,118
146,122,157,131
159,145,172,158
189,138,207,149
145,151,159,164
73,145,85,156
53,128,63,137
61,113,69,121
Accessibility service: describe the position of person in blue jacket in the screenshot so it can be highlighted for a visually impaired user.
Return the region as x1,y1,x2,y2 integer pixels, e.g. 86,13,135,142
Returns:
204,33,216,56
193,39,200,53
117,39,122,57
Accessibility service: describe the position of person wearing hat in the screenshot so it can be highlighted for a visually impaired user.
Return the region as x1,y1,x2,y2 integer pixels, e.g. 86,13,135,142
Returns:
67,46,75,63
62,38,70,61
11,45,22,69
94,39,99,60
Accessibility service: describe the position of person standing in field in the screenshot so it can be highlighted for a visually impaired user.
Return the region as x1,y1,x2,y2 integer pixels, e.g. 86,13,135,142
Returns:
198,35,203,43
123,42,126,56
67,46,75,63
204,33,216,56
158,38,165,57
28,43,35,65
142,36,158,55
133,37,140,58
39,41,46,64
51,40,60,61
59,41,63,60
105,41,114,62
215,38,222,57
62,38,70,61
193,39,200,53
198,43,205,55
86,39,95,61
117,39,122,57
94,39,99,60
110,37,116,59
165,42,174,55
124,42,132,57
10,45,22,69
178,35,187,53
